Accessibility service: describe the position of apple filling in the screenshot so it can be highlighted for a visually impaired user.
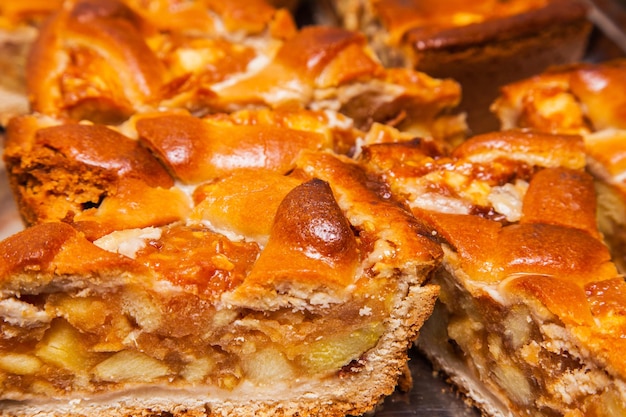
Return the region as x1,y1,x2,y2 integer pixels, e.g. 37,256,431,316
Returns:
420,258,626,417
0,277,390,399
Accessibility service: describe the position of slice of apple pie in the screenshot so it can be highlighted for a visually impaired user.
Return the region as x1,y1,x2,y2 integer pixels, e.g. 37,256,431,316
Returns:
0,107,444,416
24,0,465,143
312,0,592,133
359,128,626,416
492,59,626,273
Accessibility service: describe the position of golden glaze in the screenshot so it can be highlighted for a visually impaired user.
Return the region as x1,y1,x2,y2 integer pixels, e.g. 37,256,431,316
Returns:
3,115,185,233
373,0,549,45
493,59,626,274
494,60,626,133
25,0,294,122
0,222,146,285
230,179,360,306
2,108,443,299
520,167,599,238
191,169,303,243
136,114,327,183
493,60,626,182
23,0,463,144
362,124,626,412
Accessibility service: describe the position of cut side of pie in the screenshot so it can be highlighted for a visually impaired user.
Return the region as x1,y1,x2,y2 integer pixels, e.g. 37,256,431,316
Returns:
3,1,622,417
0,1,475,413
0,116,441,416
359,129,626,416
0,103,447,416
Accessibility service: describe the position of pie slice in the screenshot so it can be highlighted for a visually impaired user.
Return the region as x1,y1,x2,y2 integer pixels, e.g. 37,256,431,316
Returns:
359,129,626,416
24,0,296,124
492,59,626,273
24,0,465,143
315,0,592,133
0,108,443,416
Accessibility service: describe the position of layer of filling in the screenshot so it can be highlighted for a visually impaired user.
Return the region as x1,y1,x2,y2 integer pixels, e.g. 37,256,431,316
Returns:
0,225,395,400
420,254,626,417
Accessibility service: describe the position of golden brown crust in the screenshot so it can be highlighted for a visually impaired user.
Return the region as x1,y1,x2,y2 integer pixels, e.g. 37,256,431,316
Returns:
326,0,592,134
2,115,183,232
21,0,463,146
228,179,360,307
136,114,327,183
24,0,296,122
0,102,444,417
401,0,589,50
191,169,303,244
492,59,626,274
417,209,617,287
0,222,147,292
451,129,586,169
204,24,463,137
26,1,164,123
356,122,626,415
0,217,440,417
520,167,599,238
295,150,443,270
494,59,626,133
9,1,617,416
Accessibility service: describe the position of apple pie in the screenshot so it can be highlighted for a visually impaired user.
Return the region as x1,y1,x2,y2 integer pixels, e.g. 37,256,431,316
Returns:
24,0,464,144
315,0,592,133
359,128,626,416
3,0,619,416
0,105,445,416
0,0,475,411
492,59,626,273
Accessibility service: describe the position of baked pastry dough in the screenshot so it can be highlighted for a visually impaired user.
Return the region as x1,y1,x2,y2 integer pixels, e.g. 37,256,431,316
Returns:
4,1,613,416
1,2,468,409
3,108,360,235
492,59,626,273
317,0,592,133
24,0,464,144
359,129,626,416
0,106,445,416
0,0,298,121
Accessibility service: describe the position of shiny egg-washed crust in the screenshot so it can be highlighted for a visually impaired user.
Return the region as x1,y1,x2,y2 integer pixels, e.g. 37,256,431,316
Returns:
357,129,626,416
320,0,591,134
23,0,464,143
0,0,294,124
0,106,444,416
492,59,626,272
2,109,365,238
25,0,295,124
